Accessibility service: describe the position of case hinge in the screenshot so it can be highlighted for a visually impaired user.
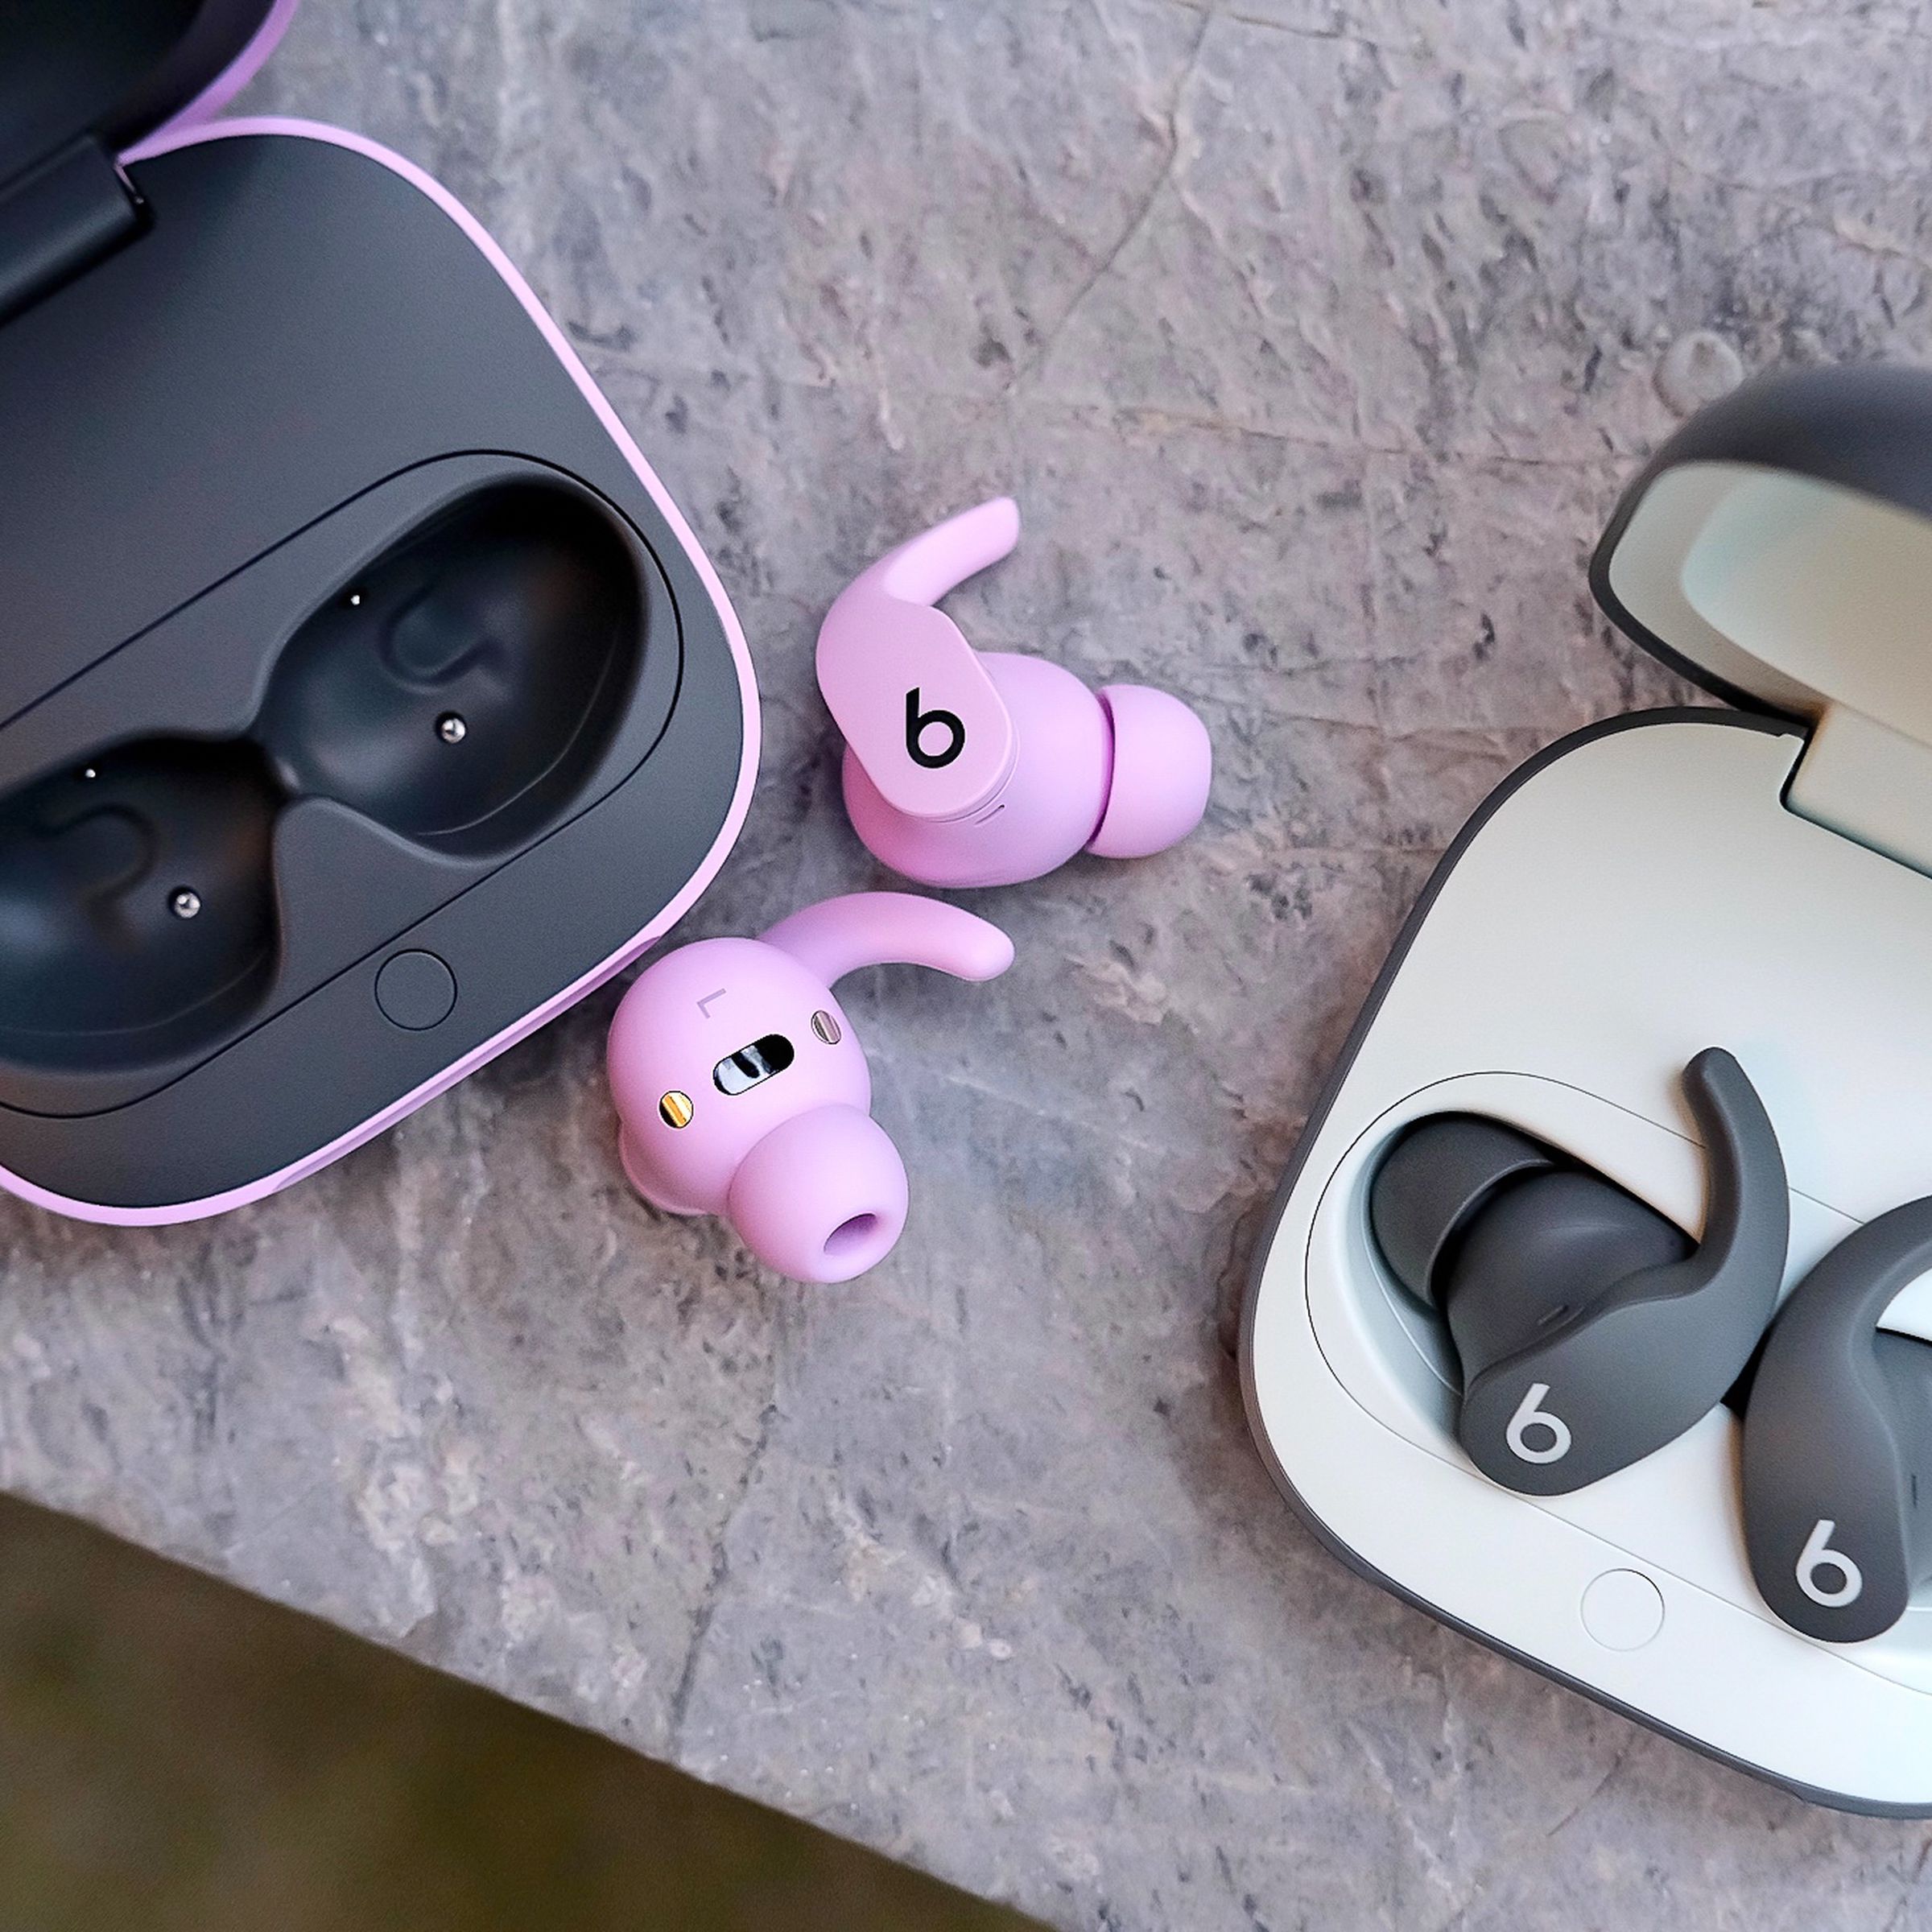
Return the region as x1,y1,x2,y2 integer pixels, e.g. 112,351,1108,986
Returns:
1786,704,1932,879
0,136,144,329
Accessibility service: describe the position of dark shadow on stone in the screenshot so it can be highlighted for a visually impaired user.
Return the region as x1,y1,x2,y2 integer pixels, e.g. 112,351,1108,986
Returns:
0,1492,1042,1932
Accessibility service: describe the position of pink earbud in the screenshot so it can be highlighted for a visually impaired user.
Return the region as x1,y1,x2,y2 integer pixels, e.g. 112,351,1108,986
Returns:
607,892,1013,1283
816,497,1213,889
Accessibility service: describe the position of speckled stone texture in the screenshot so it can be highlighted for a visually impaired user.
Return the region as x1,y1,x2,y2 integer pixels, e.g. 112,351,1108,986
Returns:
8,2,1932,1926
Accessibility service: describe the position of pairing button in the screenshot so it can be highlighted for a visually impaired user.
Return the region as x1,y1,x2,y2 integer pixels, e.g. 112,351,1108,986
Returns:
1580,1569,1665,1651
375,950,457,1030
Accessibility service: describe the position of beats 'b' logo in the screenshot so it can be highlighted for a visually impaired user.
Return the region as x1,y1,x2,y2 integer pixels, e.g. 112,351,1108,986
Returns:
905,687,967,770
1505,1383,1572,1465
1795,1517,1864,1608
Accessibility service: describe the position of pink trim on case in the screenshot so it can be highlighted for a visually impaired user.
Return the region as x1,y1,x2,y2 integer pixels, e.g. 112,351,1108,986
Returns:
6,118,761,1226
142,0,307,142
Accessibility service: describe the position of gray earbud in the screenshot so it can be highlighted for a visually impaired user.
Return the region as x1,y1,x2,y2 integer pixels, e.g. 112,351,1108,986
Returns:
1369,1048,1789,1495
1741,1197,1932,1644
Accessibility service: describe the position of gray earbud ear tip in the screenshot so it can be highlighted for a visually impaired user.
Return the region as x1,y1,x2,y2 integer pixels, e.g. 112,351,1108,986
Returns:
1368,1117,1558,1307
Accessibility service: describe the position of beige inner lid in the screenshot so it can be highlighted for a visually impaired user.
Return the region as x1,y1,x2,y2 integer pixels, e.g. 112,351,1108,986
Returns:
1608,462,1932,877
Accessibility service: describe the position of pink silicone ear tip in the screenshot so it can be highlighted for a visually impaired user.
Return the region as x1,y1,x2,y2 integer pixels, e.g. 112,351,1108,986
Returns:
1088,684,1213,860
725,1106,910,1284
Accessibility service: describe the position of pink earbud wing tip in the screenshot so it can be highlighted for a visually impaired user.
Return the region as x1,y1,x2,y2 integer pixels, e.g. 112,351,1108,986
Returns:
1088,685,1213,861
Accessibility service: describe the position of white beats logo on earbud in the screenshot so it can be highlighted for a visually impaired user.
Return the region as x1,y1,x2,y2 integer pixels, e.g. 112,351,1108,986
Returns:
1505,1382,1573,1464
1499,1391,1576,1460
1795,1517,1864,1608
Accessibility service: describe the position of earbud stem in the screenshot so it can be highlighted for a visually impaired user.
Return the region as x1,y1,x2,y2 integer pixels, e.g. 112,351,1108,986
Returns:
1456,1046,1789,1494
815,500,1031,828
1744,1194,1932,1641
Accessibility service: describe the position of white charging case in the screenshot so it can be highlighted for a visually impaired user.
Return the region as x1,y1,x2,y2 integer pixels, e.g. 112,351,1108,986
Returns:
1242,365,1932,1814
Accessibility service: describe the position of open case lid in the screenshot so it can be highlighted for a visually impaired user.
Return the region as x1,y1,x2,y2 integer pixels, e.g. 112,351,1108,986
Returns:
1591,364,1932,877
2,1,286,184
0,0,291,320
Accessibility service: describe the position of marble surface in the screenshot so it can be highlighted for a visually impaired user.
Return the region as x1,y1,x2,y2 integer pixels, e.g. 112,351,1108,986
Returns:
9,1,1932,1926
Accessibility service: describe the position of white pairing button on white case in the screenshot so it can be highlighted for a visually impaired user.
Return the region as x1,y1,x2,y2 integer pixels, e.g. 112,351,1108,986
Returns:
1576,1561,1669,1653
1581,1570,1666,1651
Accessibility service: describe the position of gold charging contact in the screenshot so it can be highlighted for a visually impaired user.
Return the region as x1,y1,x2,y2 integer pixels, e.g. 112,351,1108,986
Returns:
658,1091,695,1129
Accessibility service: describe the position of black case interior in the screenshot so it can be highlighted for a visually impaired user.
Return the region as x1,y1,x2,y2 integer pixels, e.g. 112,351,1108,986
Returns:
0,14,746,1210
